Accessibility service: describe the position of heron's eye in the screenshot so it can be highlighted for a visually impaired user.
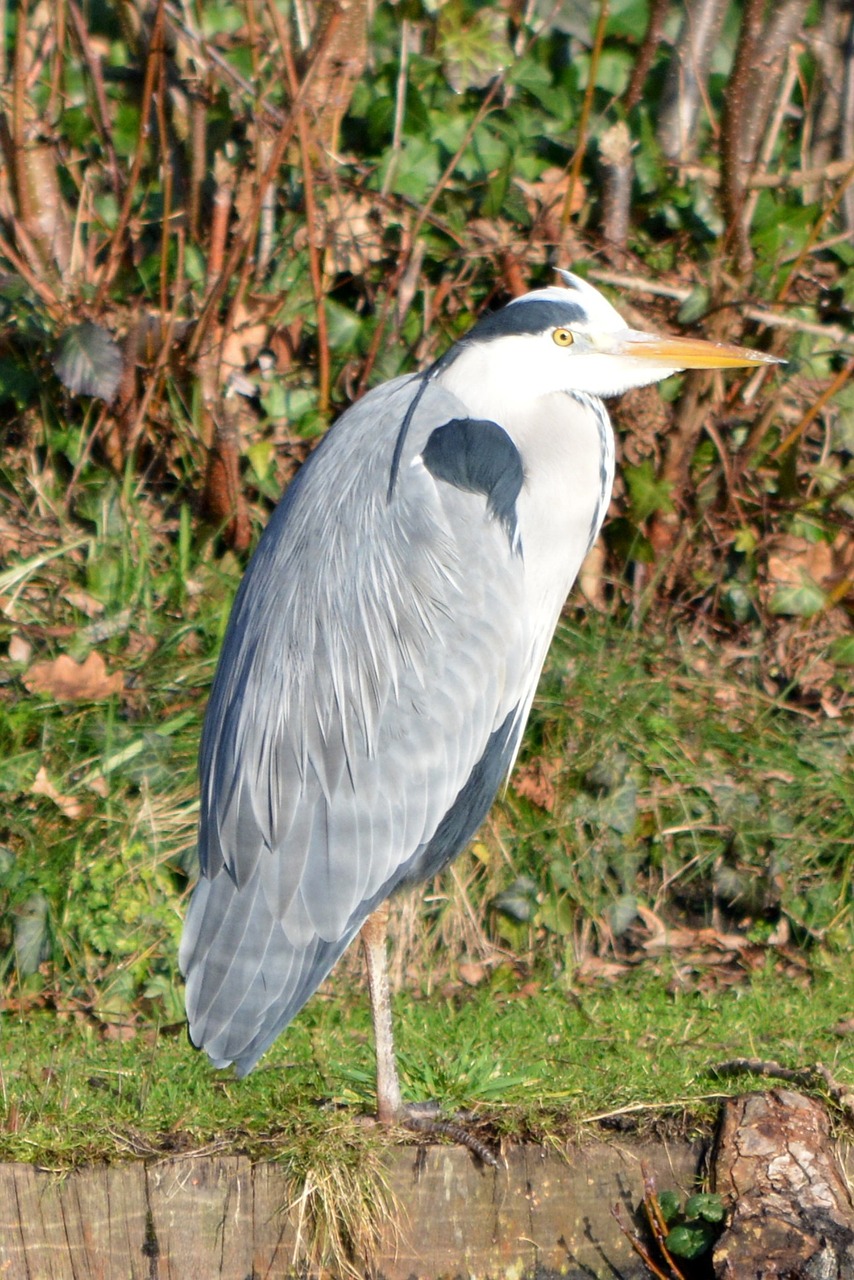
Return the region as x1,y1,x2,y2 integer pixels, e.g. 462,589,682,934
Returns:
552,328,575,347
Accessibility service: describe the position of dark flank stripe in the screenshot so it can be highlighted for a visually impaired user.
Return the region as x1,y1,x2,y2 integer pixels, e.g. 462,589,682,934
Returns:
399,706,520,886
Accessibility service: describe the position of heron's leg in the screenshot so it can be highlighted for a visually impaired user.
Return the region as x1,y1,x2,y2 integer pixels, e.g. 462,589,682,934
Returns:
360,903,498,1167
360,902,402,1124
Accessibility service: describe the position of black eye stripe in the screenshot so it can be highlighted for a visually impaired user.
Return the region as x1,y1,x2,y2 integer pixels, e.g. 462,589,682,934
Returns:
465,299,587,342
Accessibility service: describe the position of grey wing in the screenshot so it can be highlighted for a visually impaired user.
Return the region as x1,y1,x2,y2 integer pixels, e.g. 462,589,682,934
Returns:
180,378,535,1074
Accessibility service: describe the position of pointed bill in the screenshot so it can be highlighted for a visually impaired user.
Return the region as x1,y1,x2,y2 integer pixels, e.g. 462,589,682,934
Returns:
620,330,784,370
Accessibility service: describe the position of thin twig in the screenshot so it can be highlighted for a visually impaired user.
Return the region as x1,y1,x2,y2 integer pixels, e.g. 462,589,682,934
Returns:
187,5,343,362
586,268,854,347
155,24,171,323
770,356,854,458
381,18,412,199
777,159,854,302
273,4,331,413
126,226,187,454
560,0,610,231
356,74,506,396
161,0,287,127
676,157,853,189
739,41,802,239
0,227,63,316
612,1202,673,1280
94,0,166,308
66,0,122,196
641,1163,686,1280
713,1058,854,1121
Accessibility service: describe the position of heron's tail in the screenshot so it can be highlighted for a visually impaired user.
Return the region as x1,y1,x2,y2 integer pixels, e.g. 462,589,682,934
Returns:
180,869,359,1077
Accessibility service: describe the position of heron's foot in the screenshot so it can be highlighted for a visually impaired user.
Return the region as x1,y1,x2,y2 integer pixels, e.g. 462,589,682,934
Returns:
396,1101,499,1168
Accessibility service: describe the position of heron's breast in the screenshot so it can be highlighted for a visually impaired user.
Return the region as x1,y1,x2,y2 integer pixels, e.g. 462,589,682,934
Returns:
508,391,613,615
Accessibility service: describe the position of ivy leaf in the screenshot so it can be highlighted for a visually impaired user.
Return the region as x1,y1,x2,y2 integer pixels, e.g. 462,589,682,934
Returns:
677,285,711,325
684,1193,726,1223
437,3,512,92
657,1190,682,1224
53,323,123,402
624,460,675,523
769,576,826,618
666,1221,715,1259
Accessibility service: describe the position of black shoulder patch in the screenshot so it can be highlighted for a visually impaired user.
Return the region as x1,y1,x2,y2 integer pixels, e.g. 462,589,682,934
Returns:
421,418,524,547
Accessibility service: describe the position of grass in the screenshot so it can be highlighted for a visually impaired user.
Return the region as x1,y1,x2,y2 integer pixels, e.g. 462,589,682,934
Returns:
2,959,852,1170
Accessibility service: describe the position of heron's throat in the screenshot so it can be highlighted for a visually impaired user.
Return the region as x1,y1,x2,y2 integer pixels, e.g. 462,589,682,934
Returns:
434,340,567,428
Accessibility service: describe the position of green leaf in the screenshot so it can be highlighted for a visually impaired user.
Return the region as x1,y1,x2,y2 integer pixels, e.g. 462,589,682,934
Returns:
14,892,50,976
53,323,123,402
733,526,758,554
324,299,364,354
657,1190,682,1224
0,358,38,409
624,460,675,522
600,780,638,835
830,635,854,666
769,576,826,619
437,3,512,92
609,894,638,937
677,285,711,326
381,136,441,201
666,1221,715,1259
684,1193,725,1223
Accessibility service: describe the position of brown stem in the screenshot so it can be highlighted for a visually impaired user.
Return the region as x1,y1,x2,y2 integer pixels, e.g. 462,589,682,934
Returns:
46,0,66,124
155,26,171,322
188,85,208,243
560,0,610,231
66,0,122,197
94,0,167,307
624,0,670,112
187,5,343,362
719,0,766,274
275,5,331,413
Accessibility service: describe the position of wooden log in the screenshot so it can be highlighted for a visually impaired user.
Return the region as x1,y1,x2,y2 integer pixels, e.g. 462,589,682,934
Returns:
712,1090,854,1279
0,1139,703,1279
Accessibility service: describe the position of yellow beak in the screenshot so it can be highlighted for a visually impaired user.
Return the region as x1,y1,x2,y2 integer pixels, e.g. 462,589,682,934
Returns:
619,330,784,370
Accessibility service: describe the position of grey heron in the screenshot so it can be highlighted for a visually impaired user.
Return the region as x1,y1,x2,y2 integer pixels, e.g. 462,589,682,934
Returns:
180,271,780,1123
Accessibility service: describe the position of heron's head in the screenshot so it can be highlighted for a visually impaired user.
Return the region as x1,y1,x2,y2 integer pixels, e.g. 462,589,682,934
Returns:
437,271,782,406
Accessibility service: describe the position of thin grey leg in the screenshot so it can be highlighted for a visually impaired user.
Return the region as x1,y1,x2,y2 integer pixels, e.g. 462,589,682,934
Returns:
360,903,402,1124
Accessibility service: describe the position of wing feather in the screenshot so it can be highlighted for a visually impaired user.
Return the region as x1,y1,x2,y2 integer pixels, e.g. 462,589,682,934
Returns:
183,376,536,1070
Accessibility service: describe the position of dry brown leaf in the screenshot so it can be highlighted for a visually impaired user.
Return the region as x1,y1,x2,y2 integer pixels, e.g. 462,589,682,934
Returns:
8,633,32,664
512,755,560,811
24,651,124,701
578,539,607,610
31,765,82,819
457,961,487,986
219,303,269,388
63,589,105,618
516,165,585,220
574,955,630,985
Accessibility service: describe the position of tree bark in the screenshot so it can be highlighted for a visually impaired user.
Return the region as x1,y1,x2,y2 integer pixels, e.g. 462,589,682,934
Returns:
712,1090,854,1280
